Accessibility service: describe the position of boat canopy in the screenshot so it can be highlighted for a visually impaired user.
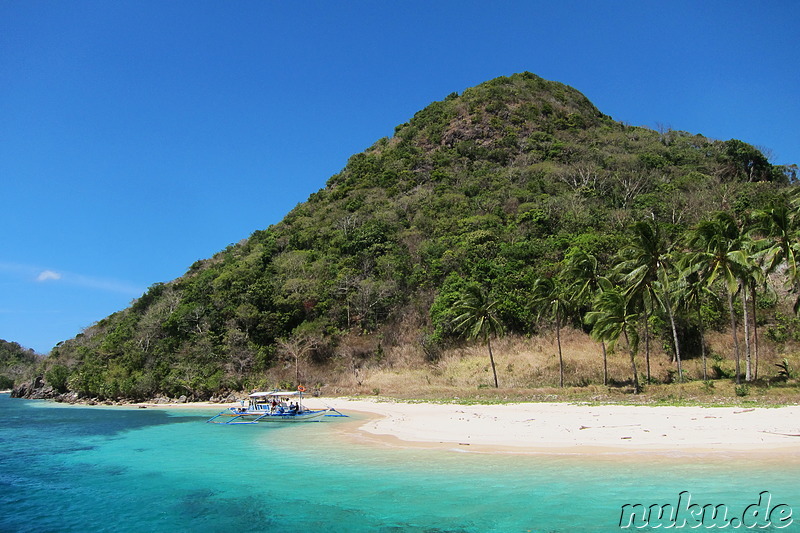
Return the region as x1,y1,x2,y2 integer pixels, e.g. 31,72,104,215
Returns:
249,391,303,398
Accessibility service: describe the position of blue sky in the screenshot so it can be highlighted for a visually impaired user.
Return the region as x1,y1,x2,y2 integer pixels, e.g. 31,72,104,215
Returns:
2,1,798,354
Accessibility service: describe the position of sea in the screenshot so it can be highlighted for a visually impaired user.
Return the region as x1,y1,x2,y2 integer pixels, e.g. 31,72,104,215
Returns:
1,393,798,532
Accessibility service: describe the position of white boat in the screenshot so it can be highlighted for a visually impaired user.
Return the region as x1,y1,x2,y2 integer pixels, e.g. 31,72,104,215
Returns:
207,390,345,424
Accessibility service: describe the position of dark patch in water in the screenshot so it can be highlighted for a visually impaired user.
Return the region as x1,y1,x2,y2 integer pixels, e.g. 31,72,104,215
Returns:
177,488,219,518
104,465,127,476
66,445,97,452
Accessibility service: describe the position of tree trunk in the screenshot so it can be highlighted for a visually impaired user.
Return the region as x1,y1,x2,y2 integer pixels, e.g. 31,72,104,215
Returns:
487,335,499,388
696,302,707,381
665,294,682,382
643,310,651,383
727,289,741,385
624,330,640,394
751,283,759,381
556,309,564,388
601,341,608,386
742,283,752,382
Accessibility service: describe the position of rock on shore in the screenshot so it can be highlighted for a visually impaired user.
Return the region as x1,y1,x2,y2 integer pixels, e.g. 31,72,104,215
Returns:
11,376,240,406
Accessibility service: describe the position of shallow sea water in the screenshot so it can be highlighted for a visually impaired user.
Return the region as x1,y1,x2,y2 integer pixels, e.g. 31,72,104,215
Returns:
1,393,798,532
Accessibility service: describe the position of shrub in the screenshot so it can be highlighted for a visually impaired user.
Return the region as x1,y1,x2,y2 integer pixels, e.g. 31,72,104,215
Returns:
45,365,70,393
775,358,793,381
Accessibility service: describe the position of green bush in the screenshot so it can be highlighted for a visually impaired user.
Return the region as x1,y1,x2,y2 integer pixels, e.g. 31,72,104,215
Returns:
776,358,793,381
45,365,70,393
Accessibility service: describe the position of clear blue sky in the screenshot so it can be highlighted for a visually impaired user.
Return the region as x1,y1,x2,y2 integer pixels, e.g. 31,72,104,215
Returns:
2,1,798,354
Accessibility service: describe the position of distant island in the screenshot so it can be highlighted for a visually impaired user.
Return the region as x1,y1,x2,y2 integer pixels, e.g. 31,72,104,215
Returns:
12,72,800,405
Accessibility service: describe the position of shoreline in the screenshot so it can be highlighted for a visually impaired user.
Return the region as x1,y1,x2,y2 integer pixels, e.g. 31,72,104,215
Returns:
7,392,800,456
317,398,800,456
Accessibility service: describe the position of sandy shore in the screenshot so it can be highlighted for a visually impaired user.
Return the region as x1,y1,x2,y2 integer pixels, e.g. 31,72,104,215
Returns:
308,398,800,455
9,390,800,454
105,396,800,455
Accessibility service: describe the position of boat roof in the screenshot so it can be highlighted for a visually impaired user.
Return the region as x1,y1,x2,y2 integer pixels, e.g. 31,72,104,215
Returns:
249,391,303,398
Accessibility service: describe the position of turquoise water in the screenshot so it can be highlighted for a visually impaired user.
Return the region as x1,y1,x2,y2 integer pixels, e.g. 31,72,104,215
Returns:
1,393,798,532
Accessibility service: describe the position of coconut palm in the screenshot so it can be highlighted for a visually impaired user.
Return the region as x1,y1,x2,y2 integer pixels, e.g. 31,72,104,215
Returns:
453,284,504,388
753,205,799,284
750,204,800,380
616,220,682,381
685,212,751,384
747,199,800,379
585,284,641,393
531,276,571,387
753,204,800,311
564,248,610,384
739,235,765,382
673,268,715,381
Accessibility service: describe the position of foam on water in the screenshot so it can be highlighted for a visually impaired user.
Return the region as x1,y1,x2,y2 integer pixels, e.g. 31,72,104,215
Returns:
1,394,798,532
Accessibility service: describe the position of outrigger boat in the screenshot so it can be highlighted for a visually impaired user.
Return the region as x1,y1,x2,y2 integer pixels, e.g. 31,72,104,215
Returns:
207,389,345,424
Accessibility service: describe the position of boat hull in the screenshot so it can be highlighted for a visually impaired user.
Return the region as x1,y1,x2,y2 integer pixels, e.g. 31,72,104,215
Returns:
207,408,331,424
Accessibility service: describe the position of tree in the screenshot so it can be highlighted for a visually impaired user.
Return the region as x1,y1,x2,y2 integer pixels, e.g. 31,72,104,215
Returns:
564,248,611,384
531,276,571,387
585,284,641,393
673,269,714,381
751,204,800,378
452,284,504,388
616,220,682,381
45,364,70,393
753,205,800,311
686,212,751,384
277,334,319,385
738,236,764,382
720,139,771,182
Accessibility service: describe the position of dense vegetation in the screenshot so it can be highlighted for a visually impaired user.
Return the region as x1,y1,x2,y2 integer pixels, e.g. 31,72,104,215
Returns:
0,340,41,389
20,72,799,401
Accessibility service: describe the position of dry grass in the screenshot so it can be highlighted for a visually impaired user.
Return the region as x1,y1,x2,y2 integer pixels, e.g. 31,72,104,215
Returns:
265,328,800,405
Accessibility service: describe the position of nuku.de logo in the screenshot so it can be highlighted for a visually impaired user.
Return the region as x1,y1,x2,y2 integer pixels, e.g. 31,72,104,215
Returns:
619,491,793,529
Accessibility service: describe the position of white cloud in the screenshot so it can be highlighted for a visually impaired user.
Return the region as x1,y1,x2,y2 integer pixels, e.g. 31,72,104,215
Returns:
36,270,62,282
2,262,142,296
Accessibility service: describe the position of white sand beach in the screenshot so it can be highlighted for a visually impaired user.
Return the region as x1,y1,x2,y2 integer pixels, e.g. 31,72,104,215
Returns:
138,397,800,455
318,398,800,455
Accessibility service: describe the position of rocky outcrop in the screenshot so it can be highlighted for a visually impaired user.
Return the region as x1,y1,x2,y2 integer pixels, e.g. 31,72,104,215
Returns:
11,377,242,405
12,376,84,402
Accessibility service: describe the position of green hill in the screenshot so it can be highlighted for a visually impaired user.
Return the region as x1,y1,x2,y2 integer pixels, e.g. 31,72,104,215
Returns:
20,72,798,401
0,340,41,390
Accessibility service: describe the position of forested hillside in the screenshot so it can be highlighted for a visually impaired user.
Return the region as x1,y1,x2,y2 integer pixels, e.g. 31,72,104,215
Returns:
0,340,41,390
18,72,799,401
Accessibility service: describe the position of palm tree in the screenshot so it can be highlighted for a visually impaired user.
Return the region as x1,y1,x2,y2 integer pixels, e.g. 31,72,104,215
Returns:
531,276,570,387
453,284,504,388
585,284,641,393
564,248,610,385
750,205,799,378
673,268,714,381
616,220,682,381
753,205,800,298
685,212,751,384
738,237,764,382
